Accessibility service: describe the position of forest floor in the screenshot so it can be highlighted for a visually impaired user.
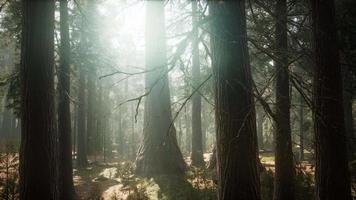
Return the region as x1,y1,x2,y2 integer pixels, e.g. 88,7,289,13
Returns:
74,154,217,200
73,152,320,200
0,151,353,200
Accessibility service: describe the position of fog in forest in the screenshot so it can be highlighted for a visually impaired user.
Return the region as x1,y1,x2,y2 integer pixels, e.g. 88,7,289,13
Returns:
0,0,355,200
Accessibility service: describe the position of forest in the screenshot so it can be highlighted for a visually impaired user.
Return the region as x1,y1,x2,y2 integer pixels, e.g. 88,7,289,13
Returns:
0,0,355,199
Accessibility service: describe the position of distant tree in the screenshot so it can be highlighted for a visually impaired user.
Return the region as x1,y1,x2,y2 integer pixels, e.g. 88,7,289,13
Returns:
19,0,58,199
273,0,295,200
77,63,88,168
256,105,264,150
1,107,13,139
210,0,261,199
191,0,204,167
298,93,305,161
86,0,97,156
135,1,186,176
58,0,75,198
311,0,352,199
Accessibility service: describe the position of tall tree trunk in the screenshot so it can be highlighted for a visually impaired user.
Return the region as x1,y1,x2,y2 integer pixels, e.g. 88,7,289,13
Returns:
256,105,264,150
299,93,304,161
86,69,96,155
311,0,352,199
131,101,136,160
73,105,78,158
342,64,354,160
58,0,75,198
96,81,103,160
210,1,261,199
135,1,186,176
117,104,123,159
273,0,295,199
185,106,191,155
202,101,207,152
77,65,88,167
178,117,183,149
19,0,58,199
191,0,204,167
86,0,97,156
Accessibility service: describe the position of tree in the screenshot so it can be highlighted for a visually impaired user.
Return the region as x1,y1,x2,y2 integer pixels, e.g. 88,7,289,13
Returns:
210,1,261,199
256,105,264,150
135,0,186,176
311,0,352,199
86,0,97,156
19,0,58,199
58,0,75,198
273,0,295,199
298,93,304,161
191,0,204,167
1,107,13,139
336,0,356,160
77,63,88,168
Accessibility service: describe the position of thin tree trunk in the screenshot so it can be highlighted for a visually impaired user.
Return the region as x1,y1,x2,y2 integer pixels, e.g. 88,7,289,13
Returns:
19,0,58,199
86,0,97,156
210,1,261,199
191,0,204,167
58,0,75,198
117,105,123,159
86,69,96,155
299,93,304,161
77,65,88,168
311,0,352,199
185,106,191,155
73,105,78,158
131,101,136,160
273,0,295,199
256,106,264,150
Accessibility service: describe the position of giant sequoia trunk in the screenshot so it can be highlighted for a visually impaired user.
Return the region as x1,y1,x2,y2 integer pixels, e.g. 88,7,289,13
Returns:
58,0,75,198
210,1,261,199
135,1,186,176
19,0,58,199
273,0,295,199
191,0,204,167
311,0,352,199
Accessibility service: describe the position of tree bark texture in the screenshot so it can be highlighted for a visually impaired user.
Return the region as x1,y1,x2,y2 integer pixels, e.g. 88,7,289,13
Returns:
191,0,204,167
58,0,75,198
19,0,58,199
135,1,186,176
312,0,352,199
210,1,261,199
273,0,295,199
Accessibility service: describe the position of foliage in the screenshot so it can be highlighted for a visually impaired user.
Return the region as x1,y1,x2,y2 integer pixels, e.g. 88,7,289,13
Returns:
104,162,217,200
260,167,314,200
294,168,314,200
186,166,217,200
0,142,19,200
